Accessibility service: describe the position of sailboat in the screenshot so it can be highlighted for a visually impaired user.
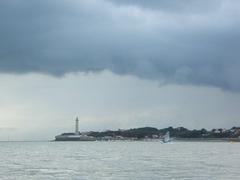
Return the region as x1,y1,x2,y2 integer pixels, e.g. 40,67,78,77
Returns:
162,131,171,143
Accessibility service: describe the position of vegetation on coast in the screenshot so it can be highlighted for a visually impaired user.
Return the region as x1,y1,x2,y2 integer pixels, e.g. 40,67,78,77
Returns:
88,126,240,139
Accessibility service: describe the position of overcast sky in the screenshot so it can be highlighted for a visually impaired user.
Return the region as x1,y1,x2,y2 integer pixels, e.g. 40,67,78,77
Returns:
0,0,240,140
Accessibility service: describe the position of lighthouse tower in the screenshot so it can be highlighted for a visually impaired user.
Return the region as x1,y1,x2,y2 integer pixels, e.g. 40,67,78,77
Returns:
75,117,79,135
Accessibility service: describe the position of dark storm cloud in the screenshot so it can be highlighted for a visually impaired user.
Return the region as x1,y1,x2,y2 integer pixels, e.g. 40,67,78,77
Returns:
0,0,240,91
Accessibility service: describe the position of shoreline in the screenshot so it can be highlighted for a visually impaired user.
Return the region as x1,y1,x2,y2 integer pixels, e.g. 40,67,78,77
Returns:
174,138,240,142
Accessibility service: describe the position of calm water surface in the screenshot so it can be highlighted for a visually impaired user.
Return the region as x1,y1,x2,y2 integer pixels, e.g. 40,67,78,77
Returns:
0,141,240,180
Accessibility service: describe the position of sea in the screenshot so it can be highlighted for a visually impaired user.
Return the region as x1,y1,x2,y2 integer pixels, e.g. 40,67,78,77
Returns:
0,141,240,180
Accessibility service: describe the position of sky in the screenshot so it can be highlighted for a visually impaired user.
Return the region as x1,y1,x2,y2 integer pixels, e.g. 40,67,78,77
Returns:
0,0,240,140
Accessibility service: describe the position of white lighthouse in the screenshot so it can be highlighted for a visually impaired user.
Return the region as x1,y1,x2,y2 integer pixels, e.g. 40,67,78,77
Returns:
55,116,96,141
75,117,79,135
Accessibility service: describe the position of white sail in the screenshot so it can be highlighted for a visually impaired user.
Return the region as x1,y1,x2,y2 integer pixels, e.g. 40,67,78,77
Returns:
162,131,170,143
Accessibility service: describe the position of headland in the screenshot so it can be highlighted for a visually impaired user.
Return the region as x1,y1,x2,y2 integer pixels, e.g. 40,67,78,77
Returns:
55,117,240,142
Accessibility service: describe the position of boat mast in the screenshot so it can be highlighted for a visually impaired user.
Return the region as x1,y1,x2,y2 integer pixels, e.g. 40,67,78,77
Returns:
75,117,79,134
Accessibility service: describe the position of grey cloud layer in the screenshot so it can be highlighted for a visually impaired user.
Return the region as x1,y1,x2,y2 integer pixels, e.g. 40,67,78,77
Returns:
1,0,240,91
109,0,222,12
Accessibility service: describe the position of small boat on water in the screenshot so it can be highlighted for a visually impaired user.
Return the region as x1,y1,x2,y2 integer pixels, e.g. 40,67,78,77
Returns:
162,131,171,143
